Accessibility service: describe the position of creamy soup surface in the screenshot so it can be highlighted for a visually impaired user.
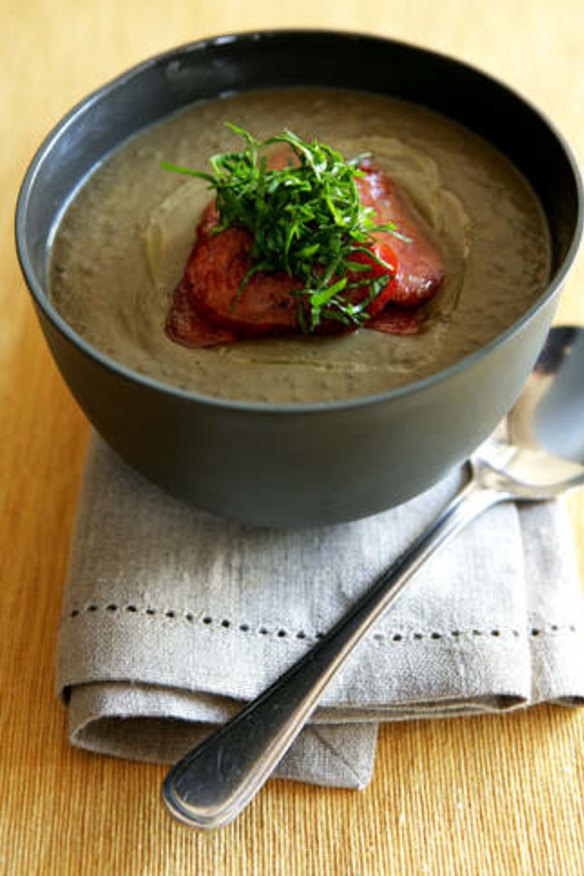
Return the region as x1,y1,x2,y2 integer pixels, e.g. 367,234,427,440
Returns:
50,88,551,403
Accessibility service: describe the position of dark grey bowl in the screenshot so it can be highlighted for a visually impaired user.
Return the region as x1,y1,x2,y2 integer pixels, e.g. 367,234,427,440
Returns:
15,30,583,527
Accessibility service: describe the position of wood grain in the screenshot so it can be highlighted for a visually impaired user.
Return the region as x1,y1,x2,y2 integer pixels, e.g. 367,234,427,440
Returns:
2,1,583,873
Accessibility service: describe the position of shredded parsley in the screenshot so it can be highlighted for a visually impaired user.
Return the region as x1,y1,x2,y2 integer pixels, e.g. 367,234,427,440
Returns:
162,124,399,330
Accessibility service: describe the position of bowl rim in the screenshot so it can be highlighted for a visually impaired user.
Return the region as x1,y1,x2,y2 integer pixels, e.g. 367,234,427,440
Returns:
15,27,584,415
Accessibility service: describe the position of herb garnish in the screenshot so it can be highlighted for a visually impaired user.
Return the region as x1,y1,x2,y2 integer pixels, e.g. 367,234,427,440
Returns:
162,124,400,330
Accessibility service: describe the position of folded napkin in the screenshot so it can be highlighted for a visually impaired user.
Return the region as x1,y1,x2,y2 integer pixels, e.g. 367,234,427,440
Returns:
56,434,584,789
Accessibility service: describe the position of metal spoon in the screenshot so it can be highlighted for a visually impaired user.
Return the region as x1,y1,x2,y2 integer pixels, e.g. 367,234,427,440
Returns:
162,325,584,830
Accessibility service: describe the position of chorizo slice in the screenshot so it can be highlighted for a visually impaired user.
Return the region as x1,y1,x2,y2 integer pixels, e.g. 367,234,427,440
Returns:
356,160,445,307
186,227,302,335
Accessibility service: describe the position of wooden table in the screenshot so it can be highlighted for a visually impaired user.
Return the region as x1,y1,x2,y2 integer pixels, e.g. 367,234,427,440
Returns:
2,2,583,873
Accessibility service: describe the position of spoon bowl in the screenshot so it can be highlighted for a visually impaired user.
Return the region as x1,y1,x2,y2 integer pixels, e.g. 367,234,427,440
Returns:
477,325,584,497
162,325,584,830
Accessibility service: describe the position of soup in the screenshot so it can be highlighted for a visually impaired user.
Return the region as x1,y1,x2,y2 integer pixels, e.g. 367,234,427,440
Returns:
50,88,551,403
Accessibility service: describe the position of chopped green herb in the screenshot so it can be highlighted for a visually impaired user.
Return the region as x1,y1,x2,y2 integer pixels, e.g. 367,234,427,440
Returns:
162,124,400,330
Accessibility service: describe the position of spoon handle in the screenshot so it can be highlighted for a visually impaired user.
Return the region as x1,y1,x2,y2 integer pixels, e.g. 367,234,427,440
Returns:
163,475,503,829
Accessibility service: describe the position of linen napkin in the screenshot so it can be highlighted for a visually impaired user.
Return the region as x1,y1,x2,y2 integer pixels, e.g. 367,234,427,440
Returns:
56,434,584,789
